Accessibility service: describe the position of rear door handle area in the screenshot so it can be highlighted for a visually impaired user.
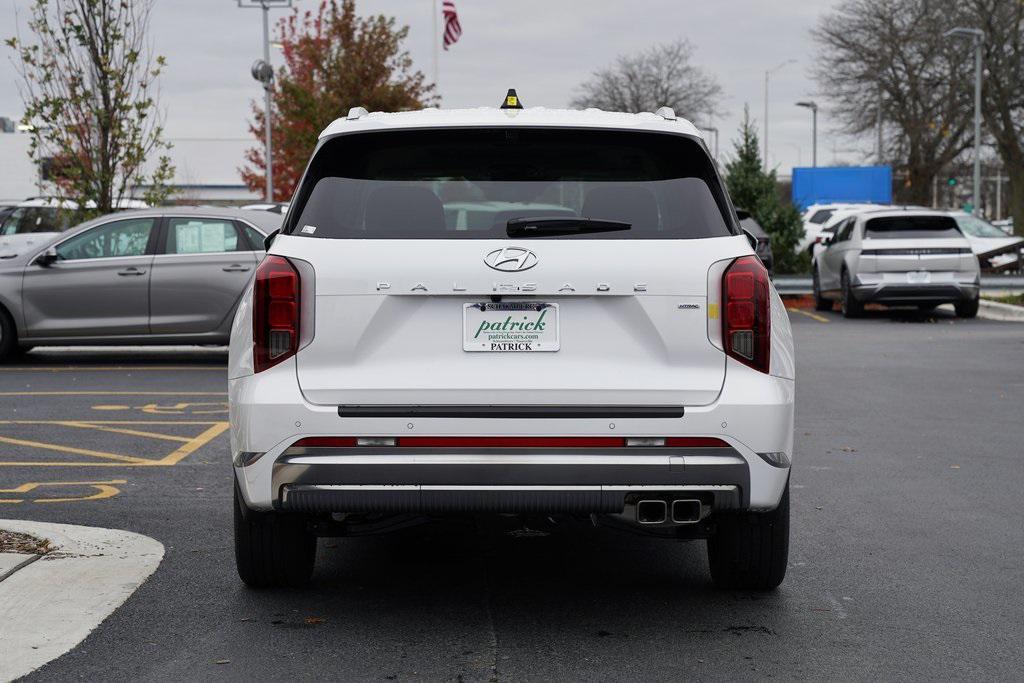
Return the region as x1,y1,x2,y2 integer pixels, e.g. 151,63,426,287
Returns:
223,265,251,272
117,267,146,276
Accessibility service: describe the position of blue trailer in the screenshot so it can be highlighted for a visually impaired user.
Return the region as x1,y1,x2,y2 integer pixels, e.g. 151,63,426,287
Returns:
791,166,892,210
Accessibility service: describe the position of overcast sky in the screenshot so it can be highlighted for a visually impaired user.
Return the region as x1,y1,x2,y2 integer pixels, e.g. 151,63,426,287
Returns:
0,0,867,174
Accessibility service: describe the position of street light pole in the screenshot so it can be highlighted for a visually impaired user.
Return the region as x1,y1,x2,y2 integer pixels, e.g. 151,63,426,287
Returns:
764,59,796,172
239,0,292,203
945,27,985,216
261,2,273,202
796,101,818,167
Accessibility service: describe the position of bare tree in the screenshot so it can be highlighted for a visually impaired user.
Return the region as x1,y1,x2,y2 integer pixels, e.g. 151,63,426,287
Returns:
812,0,974,205
958,0,1024,234
570,40,722,120
6,0,174,214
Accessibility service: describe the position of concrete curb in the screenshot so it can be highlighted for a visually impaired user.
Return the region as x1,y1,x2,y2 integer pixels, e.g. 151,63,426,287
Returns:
979,299,1024,322
0,520,164,682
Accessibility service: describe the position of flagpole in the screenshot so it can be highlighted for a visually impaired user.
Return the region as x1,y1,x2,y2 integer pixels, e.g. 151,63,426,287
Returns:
432,0,439,99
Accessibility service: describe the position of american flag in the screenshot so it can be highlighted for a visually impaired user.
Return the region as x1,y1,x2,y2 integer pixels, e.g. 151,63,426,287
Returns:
442,0,462,51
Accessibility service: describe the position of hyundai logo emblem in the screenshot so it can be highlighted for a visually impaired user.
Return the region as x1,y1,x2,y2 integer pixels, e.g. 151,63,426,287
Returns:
483,247,538,272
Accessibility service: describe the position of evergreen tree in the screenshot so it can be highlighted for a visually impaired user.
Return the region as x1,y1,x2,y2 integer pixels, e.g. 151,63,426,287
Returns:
725,107,807,274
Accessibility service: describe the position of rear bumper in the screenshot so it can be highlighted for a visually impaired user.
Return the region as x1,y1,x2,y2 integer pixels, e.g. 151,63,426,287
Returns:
230,357,794,514
272,447,749,514
852,273,979,305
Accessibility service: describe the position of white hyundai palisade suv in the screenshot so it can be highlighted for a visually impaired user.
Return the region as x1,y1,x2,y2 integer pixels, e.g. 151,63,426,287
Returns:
229,99,795,590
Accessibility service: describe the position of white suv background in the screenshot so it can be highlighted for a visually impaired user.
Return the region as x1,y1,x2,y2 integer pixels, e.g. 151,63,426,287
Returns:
228,105,795,590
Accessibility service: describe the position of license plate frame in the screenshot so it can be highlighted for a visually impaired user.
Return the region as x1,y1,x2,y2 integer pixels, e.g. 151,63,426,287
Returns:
463,302,560,352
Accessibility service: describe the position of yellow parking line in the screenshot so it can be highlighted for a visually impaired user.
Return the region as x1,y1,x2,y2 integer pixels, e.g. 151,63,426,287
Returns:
0,391,227,397
0,366,223,372
157,422,231,465
0,461,151,467
57,421,192,443
787,307,830,323
0,435,150,464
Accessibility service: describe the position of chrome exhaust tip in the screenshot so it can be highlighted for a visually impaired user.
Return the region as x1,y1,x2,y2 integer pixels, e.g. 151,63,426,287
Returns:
636,499,668,524
671,499,702,524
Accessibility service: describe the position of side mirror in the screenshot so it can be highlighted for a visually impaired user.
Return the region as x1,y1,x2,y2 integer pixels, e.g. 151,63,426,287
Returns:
740,228,758,251
36,247,58,267
263,229,280,252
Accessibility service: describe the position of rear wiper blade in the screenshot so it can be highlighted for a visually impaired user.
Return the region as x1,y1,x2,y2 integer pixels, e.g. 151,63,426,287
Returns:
506,216,632,237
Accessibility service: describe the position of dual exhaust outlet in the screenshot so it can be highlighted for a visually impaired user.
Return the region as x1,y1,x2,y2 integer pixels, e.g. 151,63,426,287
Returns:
636,498,703,525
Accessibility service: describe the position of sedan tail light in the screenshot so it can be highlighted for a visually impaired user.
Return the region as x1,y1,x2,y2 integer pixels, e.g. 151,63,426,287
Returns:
722,255,770,373
253,255,300,373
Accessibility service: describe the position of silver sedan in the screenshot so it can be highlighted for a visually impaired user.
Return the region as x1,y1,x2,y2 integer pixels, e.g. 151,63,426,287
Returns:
0,207,280,361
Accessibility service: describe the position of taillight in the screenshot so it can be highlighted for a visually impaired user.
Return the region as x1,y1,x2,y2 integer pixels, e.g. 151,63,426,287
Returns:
253,255,299,373
722,255,770,373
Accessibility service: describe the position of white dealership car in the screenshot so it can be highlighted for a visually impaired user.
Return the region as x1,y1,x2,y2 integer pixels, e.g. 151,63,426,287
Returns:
812,208,981,317
229,100,795,590
799,202,881,255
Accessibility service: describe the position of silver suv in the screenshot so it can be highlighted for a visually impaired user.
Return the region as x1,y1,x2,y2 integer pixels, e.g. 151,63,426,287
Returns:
812,209,980,318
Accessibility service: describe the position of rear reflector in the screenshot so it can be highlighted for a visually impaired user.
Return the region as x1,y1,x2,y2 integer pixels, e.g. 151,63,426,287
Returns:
290,436,730,448
292,437,357,447
665,437,730,448
397,437,623,448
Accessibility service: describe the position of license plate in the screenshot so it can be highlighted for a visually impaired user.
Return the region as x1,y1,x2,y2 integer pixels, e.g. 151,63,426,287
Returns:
906,271,931,284
463,302,559,352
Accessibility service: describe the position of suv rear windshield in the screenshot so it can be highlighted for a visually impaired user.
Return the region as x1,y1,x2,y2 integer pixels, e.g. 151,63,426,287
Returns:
808,209,834,224
285,128,735,240
864,215,962,240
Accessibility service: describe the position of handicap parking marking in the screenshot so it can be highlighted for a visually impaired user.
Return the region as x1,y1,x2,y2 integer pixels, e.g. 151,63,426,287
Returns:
0,479,127,503
88,401,228,416
0,420,229,468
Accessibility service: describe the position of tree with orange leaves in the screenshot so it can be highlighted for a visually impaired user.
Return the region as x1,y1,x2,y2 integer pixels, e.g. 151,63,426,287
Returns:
240,0,436,201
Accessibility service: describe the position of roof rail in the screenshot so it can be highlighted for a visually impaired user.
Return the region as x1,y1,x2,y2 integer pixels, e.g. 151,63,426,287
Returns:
346,106,369,120
654,106,676,121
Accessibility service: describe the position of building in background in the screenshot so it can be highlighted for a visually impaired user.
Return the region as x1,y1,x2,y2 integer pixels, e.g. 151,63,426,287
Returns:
0,124,258,205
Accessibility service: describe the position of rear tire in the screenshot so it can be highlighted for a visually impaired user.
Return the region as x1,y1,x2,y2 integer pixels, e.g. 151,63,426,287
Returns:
234,481,316,588
0,308,18,363
812,267,831,311
954,296,979,319
707,482,789,591
840,270,864,318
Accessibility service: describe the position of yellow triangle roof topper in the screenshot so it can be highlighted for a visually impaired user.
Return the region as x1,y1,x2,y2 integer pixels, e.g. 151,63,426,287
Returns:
500,88,523,110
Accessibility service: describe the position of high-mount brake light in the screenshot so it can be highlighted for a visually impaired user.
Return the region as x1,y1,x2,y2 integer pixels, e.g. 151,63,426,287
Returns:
722,255,771,374
253,255,300,373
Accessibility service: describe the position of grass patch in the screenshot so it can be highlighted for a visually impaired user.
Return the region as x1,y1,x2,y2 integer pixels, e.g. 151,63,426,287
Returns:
983,293,1024,306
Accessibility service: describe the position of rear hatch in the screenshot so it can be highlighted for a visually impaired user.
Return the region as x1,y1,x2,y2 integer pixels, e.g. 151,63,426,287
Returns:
857,215,976,276
276,126,746,409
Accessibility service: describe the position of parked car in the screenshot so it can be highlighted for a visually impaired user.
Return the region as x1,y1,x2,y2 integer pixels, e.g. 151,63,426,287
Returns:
812,209,980,318
239,202,289,215
991,217,1014,235
0,207,280,360
948,212,1024,272
736,208,774,275
0,196,151,256
229,102,795,590
798,202,882,254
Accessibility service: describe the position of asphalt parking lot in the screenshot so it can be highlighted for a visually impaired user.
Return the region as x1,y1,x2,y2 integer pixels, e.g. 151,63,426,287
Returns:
2,308,1022,680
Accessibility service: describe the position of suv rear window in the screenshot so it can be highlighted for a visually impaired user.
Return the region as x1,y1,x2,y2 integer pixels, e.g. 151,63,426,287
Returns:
808,209,833,224
285,128,735,240
864,215,962,240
